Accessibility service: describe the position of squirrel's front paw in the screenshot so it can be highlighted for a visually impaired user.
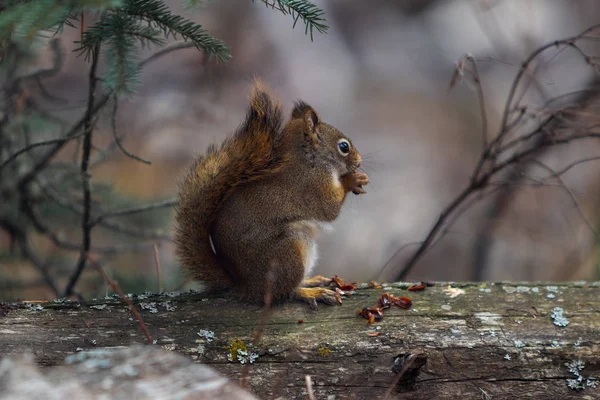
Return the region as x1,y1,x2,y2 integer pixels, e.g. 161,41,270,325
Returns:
302,275,333,287
341,171,369,195
294,287,342,310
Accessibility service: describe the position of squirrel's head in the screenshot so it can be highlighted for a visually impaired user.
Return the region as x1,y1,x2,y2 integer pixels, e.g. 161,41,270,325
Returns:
289,101,362,175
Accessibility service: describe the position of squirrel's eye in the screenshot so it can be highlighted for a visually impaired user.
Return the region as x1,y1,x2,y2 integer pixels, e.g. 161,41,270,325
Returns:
337,139,350,156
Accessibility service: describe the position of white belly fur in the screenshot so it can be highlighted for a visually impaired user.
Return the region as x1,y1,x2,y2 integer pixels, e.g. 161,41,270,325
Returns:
303,241,319,276
288,220,334,276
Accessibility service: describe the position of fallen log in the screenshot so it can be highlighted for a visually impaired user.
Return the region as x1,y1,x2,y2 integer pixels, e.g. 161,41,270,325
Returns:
1,281,599,399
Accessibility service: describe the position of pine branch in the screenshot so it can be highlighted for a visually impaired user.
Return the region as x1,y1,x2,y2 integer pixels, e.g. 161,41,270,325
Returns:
123,0,230,62
0,0,122,44
258,0,328,40
76,12,165,94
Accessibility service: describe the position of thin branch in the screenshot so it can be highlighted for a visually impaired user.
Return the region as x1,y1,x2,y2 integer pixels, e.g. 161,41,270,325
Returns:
110,98,151,164
154,244,162,293
497,24,600,147
21,203,81,251
138,40,196,68
471,77,600,280
375,241,424,281
550,156,600,178
33,75,70,104
91,198,177,225
530,160,598,238
87,254,153,344
394,133,600,281
390,24,600,281
15,38,63,82
1,131,87,169
17,95,111,189
38,183,173,240
95,218,173,240
16,36,195,188
450,53,488,153
0,220,60,297
394,185,475,281
495,114,554,154
64,43,100,298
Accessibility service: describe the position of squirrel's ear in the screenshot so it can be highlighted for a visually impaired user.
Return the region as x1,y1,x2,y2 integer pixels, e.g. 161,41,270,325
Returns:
292,101,320,134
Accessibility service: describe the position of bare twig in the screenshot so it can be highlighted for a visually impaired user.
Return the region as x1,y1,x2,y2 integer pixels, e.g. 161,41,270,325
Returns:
395,135,600,280
305,375,316,400
21,203,81,251
375,241,424,281
394,185,475,281
17,37,195,188
497,24,600,146
391,25,600,281
550,156,600,178
91,198,177,226
64,43,100,298
40,184,172,240
451,53,488,152
87,255,153,344
154,244,162,293
471,73,600,280
1,28,209,301
138,41,196,68
110,98,151,164
0,220,60,297
531,159,598,238
34,75,70,104
1,131,87,169
15,38,63,82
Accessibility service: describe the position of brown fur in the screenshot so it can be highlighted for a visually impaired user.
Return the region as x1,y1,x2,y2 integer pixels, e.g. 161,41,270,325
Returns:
174,80,368,304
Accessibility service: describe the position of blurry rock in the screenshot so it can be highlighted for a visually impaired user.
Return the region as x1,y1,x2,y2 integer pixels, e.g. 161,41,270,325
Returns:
0,346,258,400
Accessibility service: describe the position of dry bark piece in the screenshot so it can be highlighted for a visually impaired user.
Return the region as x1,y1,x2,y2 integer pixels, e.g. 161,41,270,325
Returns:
330,275,357,291
356,306,384,325
368,281,383,289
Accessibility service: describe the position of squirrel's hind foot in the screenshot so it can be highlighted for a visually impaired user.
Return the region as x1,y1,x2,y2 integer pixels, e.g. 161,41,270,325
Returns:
294,287,342,310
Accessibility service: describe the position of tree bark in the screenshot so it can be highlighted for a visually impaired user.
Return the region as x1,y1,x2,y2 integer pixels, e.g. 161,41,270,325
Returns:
1,282,599,399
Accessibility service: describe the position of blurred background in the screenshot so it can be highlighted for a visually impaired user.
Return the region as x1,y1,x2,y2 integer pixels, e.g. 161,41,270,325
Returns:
2,0,600,301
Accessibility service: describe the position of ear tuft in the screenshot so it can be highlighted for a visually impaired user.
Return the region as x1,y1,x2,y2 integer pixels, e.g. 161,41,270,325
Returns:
292,101,320,133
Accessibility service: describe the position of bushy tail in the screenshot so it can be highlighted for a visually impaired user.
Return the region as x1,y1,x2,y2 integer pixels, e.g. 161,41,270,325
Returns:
174,81,287,287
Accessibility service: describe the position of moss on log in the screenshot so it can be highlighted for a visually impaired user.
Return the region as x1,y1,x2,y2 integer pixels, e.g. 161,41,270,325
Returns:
1,281,599,399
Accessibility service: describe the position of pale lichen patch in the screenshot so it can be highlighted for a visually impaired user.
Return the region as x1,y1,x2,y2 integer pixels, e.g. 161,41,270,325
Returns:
565,360,598,391
474,312,503,326
444,286,465,298
550,307,569,327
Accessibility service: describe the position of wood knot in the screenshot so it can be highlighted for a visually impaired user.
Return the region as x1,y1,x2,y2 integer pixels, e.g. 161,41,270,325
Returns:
391,352,427,391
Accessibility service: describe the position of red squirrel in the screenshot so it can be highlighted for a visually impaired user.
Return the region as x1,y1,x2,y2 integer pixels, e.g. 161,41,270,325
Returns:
174,80,368,308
